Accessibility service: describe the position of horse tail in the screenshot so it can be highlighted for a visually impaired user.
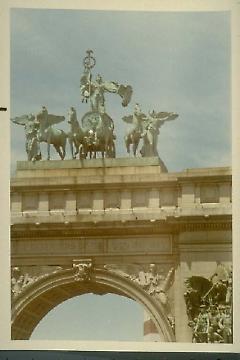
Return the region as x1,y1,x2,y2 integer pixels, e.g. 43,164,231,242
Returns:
60,130,67,159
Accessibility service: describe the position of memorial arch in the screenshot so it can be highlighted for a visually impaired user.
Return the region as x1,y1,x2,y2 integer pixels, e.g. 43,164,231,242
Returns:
11,158,232,342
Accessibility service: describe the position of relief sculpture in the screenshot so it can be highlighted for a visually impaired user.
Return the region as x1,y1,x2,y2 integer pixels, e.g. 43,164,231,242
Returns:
11,265,62,297
73,259,93,281
184,264,232,343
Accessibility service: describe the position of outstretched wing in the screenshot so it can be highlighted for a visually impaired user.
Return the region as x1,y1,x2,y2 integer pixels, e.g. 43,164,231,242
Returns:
11,115,29,126
122,115,134,124
187,276,212,295
155,112,178,121
47,114,65,125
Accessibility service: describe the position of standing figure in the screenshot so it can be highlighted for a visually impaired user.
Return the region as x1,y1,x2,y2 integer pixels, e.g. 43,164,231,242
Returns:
80,68,132,112
194,304,209,343
79,50,132,159
140,110,178,157
218,305,232,343
11,113,41,161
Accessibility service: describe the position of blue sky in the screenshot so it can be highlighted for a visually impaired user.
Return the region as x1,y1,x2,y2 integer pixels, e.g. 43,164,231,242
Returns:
10,9,231,341
31,294,143,341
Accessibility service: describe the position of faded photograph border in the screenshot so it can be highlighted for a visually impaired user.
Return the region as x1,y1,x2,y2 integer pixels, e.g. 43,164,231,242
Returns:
0,0,240,354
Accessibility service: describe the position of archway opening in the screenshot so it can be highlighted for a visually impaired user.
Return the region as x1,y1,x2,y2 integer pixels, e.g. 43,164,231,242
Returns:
30,293,144,341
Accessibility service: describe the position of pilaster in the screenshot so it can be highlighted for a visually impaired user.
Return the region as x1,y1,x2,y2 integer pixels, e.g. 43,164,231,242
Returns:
38,192,49,216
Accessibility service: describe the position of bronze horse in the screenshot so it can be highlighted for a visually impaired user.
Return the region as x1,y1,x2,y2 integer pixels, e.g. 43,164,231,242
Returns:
36,107,67,160
122,107,146,156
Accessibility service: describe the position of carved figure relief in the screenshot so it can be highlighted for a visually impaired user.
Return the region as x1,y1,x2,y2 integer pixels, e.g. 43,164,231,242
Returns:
11,266,62,297
184,264,232,343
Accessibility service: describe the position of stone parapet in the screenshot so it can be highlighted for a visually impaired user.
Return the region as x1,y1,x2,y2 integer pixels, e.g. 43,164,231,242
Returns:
11,160,232,225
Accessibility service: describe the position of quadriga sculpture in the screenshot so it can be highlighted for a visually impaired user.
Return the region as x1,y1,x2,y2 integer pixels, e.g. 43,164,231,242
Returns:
68,107,116,160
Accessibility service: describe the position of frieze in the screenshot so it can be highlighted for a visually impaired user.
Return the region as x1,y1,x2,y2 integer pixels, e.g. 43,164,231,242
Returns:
11,236,172,256
11,238,85,255
107,236,172,254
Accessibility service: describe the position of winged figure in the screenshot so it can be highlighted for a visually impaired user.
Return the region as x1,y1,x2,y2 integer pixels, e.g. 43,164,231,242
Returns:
12,107,67,161
35,106,67,160
11,113,41,161
140,110,178,157
122,104,178,159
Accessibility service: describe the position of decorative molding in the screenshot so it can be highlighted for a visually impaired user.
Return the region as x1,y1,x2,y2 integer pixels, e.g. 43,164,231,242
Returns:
72,259,93,281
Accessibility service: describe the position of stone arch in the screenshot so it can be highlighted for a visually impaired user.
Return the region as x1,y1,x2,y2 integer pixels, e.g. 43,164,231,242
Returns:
11,266,175,341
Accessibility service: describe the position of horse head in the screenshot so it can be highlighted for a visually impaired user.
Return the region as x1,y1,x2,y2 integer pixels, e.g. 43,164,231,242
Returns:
68,107,77,124
68,107,81,132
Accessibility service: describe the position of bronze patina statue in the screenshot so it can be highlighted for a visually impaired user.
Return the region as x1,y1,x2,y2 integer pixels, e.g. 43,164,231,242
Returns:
184,265,232,343
11,114,41,162
80,50,132,111
123,104,178,158
12,107,67,161
78,50,133,159
36,106,67,160
12,50,179,163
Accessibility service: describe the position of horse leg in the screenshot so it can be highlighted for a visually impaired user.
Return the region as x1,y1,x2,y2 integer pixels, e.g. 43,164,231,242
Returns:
54,144,64,160
133,142,137,157
124,135,130,154
69,137,75,159
47,142,51,160
61,135,67,160
133,136,141,157
73,135,79,157
146,131,155,157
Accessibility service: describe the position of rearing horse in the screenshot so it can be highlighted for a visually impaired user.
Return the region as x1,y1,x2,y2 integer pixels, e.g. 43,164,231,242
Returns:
36,107,67,160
